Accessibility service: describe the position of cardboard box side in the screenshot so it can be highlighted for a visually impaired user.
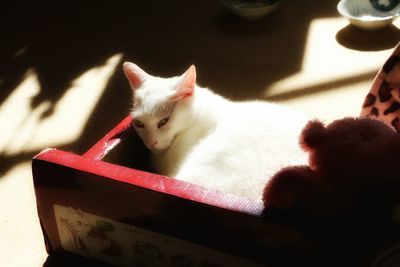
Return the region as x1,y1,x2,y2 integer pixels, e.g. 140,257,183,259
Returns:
34,149,265,215
32,151,316,266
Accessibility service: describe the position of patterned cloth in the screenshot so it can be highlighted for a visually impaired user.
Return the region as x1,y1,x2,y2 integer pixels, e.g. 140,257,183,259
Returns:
361,43,400,133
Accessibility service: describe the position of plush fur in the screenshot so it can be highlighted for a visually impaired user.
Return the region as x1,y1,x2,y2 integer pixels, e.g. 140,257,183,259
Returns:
263,117,400,222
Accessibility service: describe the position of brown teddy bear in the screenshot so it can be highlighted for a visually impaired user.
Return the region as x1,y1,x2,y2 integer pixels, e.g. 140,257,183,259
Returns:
263,117,400,224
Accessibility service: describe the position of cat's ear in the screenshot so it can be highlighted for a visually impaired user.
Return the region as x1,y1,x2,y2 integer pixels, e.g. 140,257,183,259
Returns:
123,62,149,89
170,65,196,101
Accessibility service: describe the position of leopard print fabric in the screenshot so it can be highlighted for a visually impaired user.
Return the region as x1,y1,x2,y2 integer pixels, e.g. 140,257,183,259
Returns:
361,44,400,133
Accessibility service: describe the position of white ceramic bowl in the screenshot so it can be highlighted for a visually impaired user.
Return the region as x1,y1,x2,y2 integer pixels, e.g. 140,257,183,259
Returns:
222,0,280,20
337,0,400,30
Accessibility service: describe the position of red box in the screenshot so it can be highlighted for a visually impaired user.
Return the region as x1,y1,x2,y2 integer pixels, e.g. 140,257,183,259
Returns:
32,115,320,266
33,115,400,267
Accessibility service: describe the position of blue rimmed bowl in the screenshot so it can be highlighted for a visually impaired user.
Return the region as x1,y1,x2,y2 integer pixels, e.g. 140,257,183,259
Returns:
337,0,400,30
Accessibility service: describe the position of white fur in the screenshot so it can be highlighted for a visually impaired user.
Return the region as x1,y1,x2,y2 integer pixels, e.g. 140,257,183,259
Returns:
124,63,308,201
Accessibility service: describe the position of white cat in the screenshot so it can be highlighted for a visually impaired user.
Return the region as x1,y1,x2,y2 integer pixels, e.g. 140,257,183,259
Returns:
123,62,308,201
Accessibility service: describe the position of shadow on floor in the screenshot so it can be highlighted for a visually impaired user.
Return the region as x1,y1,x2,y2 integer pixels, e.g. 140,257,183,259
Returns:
336,24,400,51
0,1,346,178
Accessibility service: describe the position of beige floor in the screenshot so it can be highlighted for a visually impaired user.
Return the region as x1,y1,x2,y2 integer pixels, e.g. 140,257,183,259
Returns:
1,1,399,266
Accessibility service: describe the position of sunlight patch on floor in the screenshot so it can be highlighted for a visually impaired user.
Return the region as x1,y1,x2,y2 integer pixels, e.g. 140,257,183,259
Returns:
264,17,392,100
0,69,43,154
280,80,371,122
0,53,123,156
0,162,47,266
0,52,123,267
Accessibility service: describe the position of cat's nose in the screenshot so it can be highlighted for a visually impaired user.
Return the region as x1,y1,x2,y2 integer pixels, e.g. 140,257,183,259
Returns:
150,140,158,148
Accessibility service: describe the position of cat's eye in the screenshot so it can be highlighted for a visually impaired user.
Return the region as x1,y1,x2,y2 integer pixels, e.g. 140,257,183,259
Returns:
133,119,144,128
157,117,169,128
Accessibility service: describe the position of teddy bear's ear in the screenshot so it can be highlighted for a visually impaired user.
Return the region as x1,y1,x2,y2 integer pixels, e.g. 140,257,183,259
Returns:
300,120,326,151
